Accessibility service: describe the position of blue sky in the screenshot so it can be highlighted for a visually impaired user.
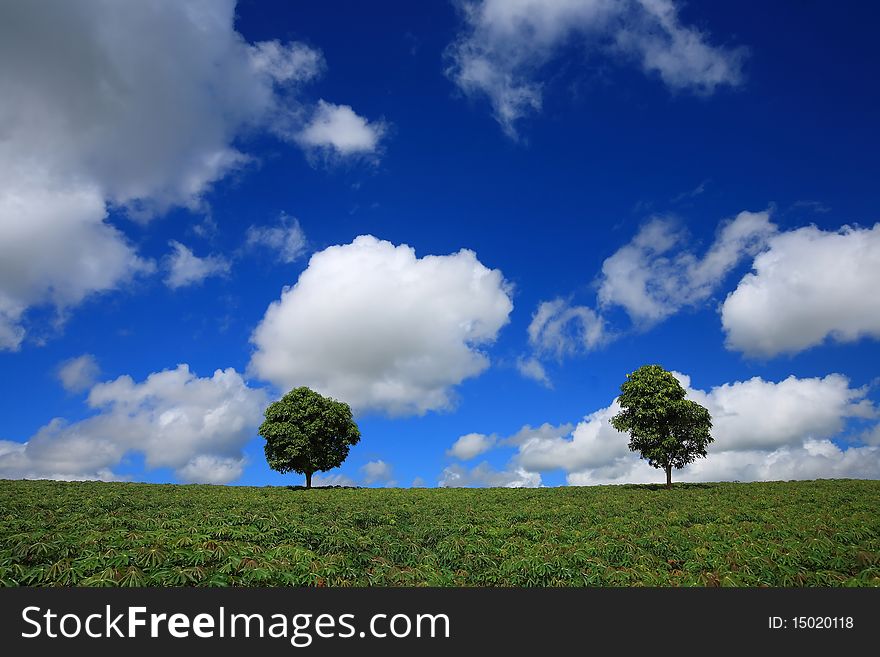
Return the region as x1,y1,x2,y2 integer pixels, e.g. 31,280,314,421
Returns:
1,0,879,488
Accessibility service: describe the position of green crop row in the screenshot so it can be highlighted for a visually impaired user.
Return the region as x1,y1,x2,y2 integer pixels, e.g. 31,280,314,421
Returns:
1,479,878,586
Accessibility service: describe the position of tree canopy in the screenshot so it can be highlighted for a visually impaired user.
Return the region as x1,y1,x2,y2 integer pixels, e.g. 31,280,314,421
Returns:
259,386,360,488
610,364,713,488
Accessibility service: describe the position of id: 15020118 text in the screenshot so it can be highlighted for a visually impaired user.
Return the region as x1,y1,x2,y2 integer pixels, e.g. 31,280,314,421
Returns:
768,616,854,630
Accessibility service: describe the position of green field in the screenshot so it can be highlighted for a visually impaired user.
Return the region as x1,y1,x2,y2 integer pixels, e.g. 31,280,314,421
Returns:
1,478,878,586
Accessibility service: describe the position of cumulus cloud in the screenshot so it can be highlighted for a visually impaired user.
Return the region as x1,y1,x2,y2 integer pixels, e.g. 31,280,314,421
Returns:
518,210,774,382
448,432,498,460
295,101,386,158
0,175,154,350
517,297,607,385
249,39,325,84
249,235,513,416
598,210,777,325
0,0,365,215
245,214,308,263
177,455,247,485
566,441,880,485
721,223,880,357
614,0,746,90
527,298,607,357
439,462,542,488
505,422,576,446
0,439,123,483
516,356,552,387
859,423,880,446
57,354,101,393
312,472,358,487
474,372,878,485
523,210,876,377
164,241,231,289
361,460,395,485
515,407,627,473
676,372,875,451
440,423,583,487
0,0,382,347
446,0,746,137
0,364,267,484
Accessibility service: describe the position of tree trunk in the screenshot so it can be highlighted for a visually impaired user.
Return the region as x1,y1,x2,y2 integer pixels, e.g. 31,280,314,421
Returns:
665,465,672,489
305,471,312,489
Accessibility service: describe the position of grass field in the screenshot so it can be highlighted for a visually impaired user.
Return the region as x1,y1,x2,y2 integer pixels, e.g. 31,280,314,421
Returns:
1,478,878,586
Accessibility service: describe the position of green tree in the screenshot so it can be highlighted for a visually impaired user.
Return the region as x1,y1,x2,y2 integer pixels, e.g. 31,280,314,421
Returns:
610,364,713,489
259,387,361,488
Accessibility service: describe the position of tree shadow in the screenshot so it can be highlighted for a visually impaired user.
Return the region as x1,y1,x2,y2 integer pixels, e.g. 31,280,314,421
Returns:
284,485,361,491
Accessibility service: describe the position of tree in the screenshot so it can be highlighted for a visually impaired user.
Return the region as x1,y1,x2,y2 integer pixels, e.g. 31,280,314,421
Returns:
610,364,713,489
259,386,361,488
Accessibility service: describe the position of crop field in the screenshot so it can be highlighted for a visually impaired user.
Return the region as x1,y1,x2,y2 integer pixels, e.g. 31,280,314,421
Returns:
1,478,878,587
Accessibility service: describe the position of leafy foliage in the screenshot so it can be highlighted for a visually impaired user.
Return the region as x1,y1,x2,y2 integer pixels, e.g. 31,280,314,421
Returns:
259,387,360,487
611,364,713,486
0,479,878,587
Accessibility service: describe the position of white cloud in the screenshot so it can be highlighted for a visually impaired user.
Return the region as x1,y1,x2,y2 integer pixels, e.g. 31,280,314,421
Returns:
249,235,513,416
164,241,231,289
527,298,607,357
598,210,776,324
516,356,552,387
676,372,875,451
411,476,427,487
676,439,880,482
312,472,358,487
177,455,247,485
0,1,336,215
0,173,154,350
518,209,774,380
614,0,746,92
0,0,381,347
448,432,497,460
516,407,628,473
505,422,576,445
489,372,878,485
249,39,325,84
439,462,542,488
295,101,386,158
721,223,880,357
57,354,101,393
361,459,394,485
446,0,746,137
0,439,123,483
0,364,267,484
246,214,308,263
567,441,880,485
859,423,880,446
